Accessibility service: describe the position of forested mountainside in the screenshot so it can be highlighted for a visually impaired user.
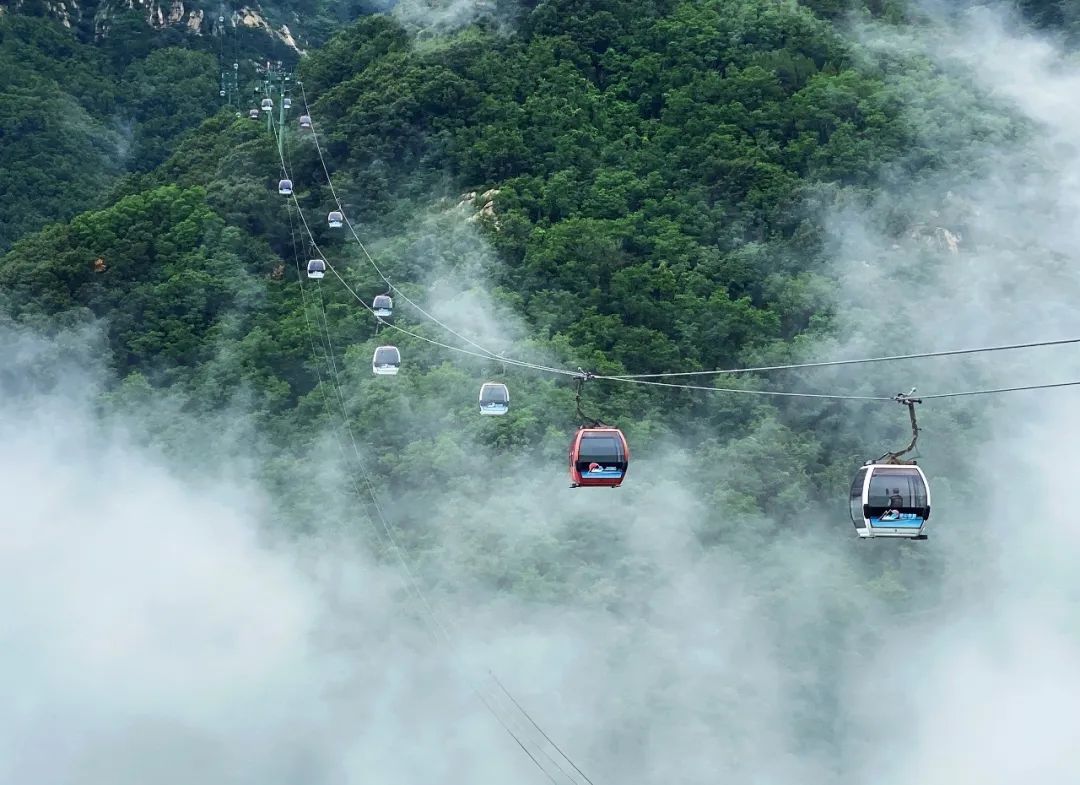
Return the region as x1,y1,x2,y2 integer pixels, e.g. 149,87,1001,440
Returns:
4,0,1080,781
0,16,229,248
0,0,1046,608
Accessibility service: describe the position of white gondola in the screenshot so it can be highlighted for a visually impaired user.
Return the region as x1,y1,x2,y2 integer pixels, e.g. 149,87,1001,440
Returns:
328,210,344,228
278,179,293,196
372,294,393,318
478,382,510,415
372,345,401,376
220,89,226,97
283,97,292,110
306,259,326,279
848,462,931,539
299,114,312,129
248,108,260,120
260,97,273,112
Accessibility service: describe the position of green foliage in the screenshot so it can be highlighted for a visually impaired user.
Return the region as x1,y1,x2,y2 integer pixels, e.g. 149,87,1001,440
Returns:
1016,0,1080,42
122,48,221,171
1,0,1020,628
0,17,121,249
0,17,230,251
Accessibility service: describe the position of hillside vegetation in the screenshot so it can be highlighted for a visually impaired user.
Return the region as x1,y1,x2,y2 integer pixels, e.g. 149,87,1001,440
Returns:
0,0,1047,641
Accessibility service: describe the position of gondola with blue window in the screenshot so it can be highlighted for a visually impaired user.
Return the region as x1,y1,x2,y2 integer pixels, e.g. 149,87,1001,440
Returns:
849,391,931,540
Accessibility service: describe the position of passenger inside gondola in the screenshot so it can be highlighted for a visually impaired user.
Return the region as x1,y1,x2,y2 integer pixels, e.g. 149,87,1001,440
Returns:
481,385,508,404
576,433,626,478
867,469,927,525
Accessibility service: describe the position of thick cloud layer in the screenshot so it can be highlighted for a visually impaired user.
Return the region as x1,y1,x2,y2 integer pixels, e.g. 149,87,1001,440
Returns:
5,4,1080,785
822,6,1080,784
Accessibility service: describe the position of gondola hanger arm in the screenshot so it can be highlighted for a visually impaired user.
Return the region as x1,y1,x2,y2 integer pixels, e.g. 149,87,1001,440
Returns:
879,388,921,463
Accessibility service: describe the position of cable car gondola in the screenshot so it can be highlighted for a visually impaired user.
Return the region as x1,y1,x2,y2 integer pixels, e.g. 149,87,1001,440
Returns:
306,259,326,280
479,382,509,415
849,462,931,539
283,97,292,110
372,294,393,319
248,108,260,120
299,114,312,129
260,97,273,112
278,179,293,196
848,391,931,539
569,427,629,488
372,346,401,376
328,210,344,229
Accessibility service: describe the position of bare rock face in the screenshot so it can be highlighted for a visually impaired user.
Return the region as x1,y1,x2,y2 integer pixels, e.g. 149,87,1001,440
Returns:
462,190,498,229
458,188,501,230
907,223,962,254
1,0,80,27
234,4,302,50
2,0,306,52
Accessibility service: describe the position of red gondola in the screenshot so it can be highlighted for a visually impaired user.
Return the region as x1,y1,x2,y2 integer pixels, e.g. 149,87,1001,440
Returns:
569,427,629,488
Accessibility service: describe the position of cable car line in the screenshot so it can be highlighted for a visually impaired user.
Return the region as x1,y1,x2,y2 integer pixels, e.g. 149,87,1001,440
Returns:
597,336,1080,380
594,375,896,401
286,90,1080,406
283,141,603,784
296,82,519,365
274,82,1080,539
488,669,600,785
280,164,915,402
296,82,581,377
597,373,1080,402
277,129,597,785
286,202,588,785
918,378,1080,399
275,126,560,377
276,139,579,377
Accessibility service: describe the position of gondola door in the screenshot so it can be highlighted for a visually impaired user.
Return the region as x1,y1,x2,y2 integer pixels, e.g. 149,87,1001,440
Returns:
849,466,869,537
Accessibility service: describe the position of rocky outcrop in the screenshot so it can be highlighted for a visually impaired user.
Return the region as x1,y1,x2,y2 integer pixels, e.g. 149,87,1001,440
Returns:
232,5,304,53
456,188,501,230
1,0,82,27
1,0,304,52
907,224,962,254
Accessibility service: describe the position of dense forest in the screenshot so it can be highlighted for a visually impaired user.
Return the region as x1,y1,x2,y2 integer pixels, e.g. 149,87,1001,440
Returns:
3,0,1080,780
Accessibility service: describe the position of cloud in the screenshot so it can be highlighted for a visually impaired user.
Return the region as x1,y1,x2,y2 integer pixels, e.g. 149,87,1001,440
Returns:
6,4,1080,784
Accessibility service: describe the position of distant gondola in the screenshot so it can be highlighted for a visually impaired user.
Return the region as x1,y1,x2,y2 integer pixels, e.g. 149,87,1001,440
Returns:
372,294,393,319
299,114,312,129
328,210,344,228
248,108,260,120
479,382,510,415
283,97,292,110
260,97,273,112
278,179,293,196
306,259,326,280
849,462,931,539
372,345,401,375
569,427,629,488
